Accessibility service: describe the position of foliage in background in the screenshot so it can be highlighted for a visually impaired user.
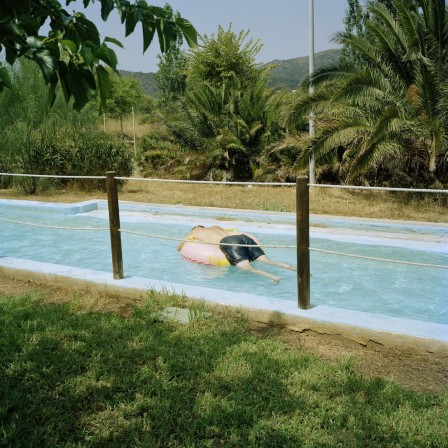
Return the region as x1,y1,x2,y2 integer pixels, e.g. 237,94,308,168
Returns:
137,122,192,178
70,129,134,191
277,0,448,187
97,70,154,135
186,26,264,89
155,4,188,107
155,45,188,107
140,26,284,181
0,61,132,193
0,0,197,111
2,1,446,190
185,75,284,180
339,0,400,68
338,0,369,68
117,49,341,97
0,61,86,193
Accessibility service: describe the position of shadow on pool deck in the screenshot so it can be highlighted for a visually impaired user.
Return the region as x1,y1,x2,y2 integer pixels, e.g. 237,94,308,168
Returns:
0,257,447,356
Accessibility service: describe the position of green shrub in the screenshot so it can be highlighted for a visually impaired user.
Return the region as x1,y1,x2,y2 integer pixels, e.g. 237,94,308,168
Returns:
16,141,73,194
0,126,133,193
0,124,74,194
137,128,183,178
0,159,13,189
70,131,134,191
0,60,133,194
136,118,215,179
165,119,205,150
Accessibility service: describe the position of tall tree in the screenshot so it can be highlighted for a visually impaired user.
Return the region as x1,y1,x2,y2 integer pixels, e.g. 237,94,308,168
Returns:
178,28,280,180
0,0,197,110
152,27,281,181
339,0,369,67
282,0,448,186
339,0,398,67
105,72,145,134
155,4,187,106
186,25,264,90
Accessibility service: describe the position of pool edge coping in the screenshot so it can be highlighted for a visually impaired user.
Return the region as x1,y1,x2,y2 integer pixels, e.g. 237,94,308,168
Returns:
1,258,447,356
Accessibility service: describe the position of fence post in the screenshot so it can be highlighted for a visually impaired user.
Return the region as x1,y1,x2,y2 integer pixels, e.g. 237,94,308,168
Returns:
106,171,124,279
296,176,310,309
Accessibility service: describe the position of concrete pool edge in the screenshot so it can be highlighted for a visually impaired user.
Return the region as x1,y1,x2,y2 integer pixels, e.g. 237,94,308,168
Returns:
1,257,447,355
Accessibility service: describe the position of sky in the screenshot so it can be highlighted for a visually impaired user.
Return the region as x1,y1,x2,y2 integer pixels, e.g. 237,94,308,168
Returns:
69,0,349,73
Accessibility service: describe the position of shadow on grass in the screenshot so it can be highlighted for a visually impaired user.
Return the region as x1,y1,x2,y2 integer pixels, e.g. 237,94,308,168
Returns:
1,293,447,448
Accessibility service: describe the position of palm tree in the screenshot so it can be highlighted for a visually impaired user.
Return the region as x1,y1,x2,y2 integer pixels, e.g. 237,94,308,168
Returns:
280,0,447,185
180,75,283,180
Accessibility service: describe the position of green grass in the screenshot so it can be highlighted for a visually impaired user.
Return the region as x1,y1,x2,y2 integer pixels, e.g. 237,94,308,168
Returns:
1,291,447,448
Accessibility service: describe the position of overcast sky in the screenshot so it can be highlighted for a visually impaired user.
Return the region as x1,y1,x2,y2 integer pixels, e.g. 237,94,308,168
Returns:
69,0,350,73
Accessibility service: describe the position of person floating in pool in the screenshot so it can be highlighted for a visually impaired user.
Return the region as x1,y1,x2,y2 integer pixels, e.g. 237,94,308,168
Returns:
177,225,296,282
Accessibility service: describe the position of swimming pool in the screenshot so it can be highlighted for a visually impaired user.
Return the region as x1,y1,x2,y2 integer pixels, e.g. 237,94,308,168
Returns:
1,199,447,326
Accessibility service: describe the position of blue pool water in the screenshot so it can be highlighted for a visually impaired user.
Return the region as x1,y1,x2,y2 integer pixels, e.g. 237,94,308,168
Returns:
1,199,447,325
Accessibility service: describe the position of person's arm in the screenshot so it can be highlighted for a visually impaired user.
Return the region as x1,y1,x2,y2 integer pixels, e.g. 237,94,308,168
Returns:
177,236,190,251
177,228,200,251
234,260,281,282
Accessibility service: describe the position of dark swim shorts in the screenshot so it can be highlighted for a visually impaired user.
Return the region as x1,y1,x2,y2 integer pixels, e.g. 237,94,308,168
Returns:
219,235,265,266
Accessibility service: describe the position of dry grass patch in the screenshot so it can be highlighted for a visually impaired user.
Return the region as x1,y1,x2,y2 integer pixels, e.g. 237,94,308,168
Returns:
4,181,448,222
1,180,447,222
100,116,158,139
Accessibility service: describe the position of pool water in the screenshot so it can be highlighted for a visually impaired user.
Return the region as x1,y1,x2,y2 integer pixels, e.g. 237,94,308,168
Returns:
1,200,447,325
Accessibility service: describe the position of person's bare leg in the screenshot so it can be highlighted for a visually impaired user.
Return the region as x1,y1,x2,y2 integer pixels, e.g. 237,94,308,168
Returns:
256,255,296,271
235,260,281,282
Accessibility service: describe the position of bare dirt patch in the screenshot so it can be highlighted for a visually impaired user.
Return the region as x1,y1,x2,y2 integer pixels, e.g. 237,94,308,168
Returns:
265,324,448,394
2,275,447,394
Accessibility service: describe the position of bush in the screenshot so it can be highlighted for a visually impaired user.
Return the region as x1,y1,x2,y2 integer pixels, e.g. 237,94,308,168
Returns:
70,131,134,191
1,128,133,194
0,160,14,189
137,127,183,178
0,61,133,193
0,124,75,194
17,141,73,194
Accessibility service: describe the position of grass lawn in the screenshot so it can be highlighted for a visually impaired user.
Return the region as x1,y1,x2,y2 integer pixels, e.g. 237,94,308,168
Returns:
1,287,447,448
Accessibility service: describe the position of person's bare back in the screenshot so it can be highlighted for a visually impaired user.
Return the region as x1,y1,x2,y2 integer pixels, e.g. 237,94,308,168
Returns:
177,225,231,251
190,226,230,244
177,225,296,282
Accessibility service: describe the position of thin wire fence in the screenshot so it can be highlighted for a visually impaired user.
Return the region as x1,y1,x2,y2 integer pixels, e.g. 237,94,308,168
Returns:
1,213,446,270
1,172,447,272
0,216,109,231
0,173,106,180
2,172,448,193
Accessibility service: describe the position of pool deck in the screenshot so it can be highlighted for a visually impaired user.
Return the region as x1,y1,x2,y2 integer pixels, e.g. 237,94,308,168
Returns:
1,257,447,355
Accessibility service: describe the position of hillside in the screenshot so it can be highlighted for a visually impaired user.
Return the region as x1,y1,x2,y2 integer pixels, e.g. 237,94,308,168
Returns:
119,49,340,97
265,49,340,91
118,70,160,97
